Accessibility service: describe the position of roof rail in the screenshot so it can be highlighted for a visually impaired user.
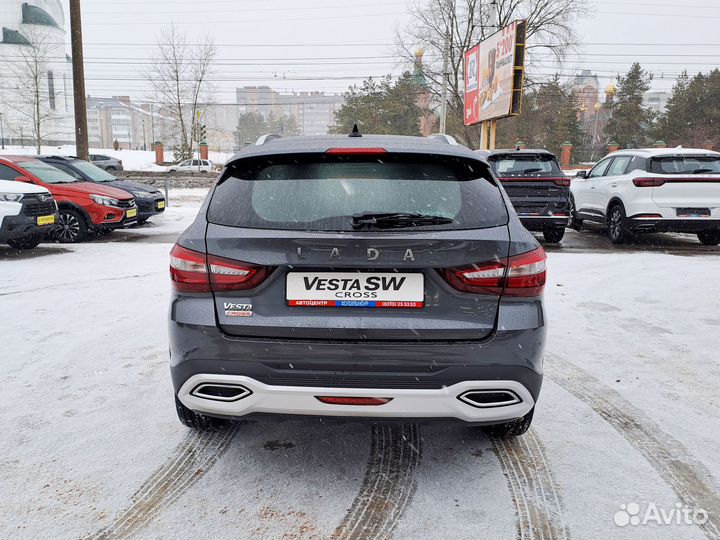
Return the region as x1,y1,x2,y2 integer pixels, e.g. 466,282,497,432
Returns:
427,133,458,145
255,133,282,146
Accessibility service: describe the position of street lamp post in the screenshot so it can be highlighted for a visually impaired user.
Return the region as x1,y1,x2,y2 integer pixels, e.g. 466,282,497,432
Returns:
141,119,147,151
0,112,5,150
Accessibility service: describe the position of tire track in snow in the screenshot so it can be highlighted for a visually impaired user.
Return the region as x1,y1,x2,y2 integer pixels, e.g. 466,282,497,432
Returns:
84,423,239,540
331,424,422,540
547,357,720,540
491,429,571,540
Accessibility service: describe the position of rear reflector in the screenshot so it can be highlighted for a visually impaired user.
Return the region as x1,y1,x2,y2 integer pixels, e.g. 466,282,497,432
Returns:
442,247,547,297
325,147,387,155
315,396,393,406
170,244,271,292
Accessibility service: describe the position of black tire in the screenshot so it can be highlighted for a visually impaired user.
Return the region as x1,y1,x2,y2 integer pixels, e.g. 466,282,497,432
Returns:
483,407,534,437
7,234,43,250
569,195,583,231
55,207,89,243
138,218,148,225
543,227,565,244
697,230,720,246
175,396,229,431
607,203,632,244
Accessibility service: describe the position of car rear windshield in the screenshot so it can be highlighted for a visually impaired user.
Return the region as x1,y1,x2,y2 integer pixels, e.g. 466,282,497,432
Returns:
20,161,80,184
488,154,562,176
208,153,507,231
650,155,720,174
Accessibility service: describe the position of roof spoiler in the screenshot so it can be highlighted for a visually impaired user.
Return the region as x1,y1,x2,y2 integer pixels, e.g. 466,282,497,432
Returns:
427,133,458,145
255,133,282,146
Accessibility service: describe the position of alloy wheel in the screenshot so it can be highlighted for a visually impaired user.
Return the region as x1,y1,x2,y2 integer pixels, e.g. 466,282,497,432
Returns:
57,213,81,243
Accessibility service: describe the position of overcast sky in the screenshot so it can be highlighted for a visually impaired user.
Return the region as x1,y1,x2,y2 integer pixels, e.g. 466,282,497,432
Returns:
60,0,720,103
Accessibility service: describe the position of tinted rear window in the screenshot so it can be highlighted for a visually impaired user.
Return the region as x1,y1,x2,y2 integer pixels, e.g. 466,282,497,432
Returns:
650,156,720,174
208,153,507,231
488,154,562,176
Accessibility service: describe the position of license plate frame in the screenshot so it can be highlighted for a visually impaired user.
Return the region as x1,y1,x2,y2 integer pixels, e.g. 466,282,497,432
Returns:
157,200,166,209
126,208,138,218
36,214,55,226
676,207,710,218
286,272,424,308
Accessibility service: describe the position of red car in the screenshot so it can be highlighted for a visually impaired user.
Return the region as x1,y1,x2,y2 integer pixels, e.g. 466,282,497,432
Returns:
0,156,137,243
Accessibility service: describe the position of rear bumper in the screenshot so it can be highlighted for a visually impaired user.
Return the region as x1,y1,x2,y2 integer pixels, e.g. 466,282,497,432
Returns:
627,217,720,233
168,296,546,422
177,375,535,423
519,216,569,230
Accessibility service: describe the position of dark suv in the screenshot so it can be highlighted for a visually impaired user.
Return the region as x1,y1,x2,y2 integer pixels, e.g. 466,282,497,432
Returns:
39,156,166,224
169,134,547,437
480,149,570,243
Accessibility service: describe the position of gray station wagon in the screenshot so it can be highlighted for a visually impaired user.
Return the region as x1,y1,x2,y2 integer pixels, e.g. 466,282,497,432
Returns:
168,132,547,437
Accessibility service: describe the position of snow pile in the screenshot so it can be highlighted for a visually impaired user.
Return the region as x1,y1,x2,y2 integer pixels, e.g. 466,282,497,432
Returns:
0,146,235,172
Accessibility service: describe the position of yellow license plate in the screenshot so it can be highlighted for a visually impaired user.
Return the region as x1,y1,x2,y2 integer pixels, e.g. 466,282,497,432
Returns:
126,208,138,218
157,200,166,209
37,215,56,226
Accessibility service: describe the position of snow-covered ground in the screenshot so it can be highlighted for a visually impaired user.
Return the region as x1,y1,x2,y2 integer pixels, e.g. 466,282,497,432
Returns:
1,195,719,540
0,146,235,172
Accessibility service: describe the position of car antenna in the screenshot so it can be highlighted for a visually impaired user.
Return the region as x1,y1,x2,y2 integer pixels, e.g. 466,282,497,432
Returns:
349,124,362,138
515,145,521,151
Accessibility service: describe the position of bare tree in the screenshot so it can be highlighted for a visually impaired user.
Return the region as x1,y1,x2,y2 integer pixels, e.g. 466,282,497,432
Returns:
146,24,216,161
396,0,589,147
3,28,58,154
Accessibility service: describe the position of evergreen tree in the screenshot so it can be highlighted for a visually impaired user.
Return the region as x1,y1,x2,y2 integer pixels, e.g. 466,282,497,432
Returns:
496,77,583,157
656,69,720,149
603,63,655,148
331,72,424,136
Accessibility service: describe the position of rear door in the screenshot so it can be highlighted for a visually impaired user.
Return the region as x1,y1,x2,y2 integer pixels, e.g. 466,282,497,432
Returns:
204,151,511,341
649,155,720,211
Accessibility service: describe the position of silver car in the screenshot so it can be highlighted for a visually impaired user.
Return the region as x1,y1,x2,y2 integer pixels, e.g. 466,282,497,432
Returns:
89,154,124,172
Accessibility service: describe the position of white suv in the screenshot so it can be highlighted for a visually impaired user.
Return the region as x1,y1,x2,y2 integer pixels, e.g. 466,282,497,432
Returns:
0,179,58,249
570,148,720,245
168,159,213,174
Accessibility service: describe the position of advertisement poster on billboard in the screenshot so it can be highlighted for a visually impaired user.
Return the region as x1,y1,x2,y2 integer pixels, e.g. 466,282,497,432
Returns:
464,21,525,126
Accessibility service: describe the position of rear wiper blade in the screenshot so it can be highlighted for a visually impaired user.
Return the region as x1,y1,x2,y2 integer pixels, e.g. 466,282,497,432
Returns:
691,168,718,174
352,212,454,229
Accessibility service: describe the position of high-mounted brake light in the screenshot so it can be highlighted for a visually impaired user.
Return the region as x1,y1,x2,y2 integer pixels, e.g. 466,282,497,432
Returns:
442,247,547,297
170,244,271,292
633,177,666,187
325,148,387,155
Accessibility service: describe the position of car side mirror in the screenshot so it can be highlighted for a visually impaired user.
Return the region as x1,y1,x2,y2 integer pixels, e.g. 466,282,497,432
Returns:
15,176,35,184
575,170,587,179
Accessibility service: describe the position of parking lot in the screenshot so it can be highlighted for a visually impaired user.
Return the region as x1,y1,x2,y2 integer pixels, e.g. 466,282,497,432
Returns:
1,190,719,540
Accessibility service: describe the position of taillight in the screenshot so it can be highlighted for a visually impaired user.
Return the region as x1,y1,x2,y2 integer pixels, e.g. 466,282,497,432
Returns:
497,177,570,186
170,244,209,292
442,247,546,297
208,254,271,291
170,244,271,292
633,177,666,187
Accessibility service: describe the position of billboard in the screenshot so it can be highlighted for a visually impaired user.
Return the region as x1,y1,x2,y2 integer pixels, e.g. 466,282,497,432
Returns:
464,21,526,125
